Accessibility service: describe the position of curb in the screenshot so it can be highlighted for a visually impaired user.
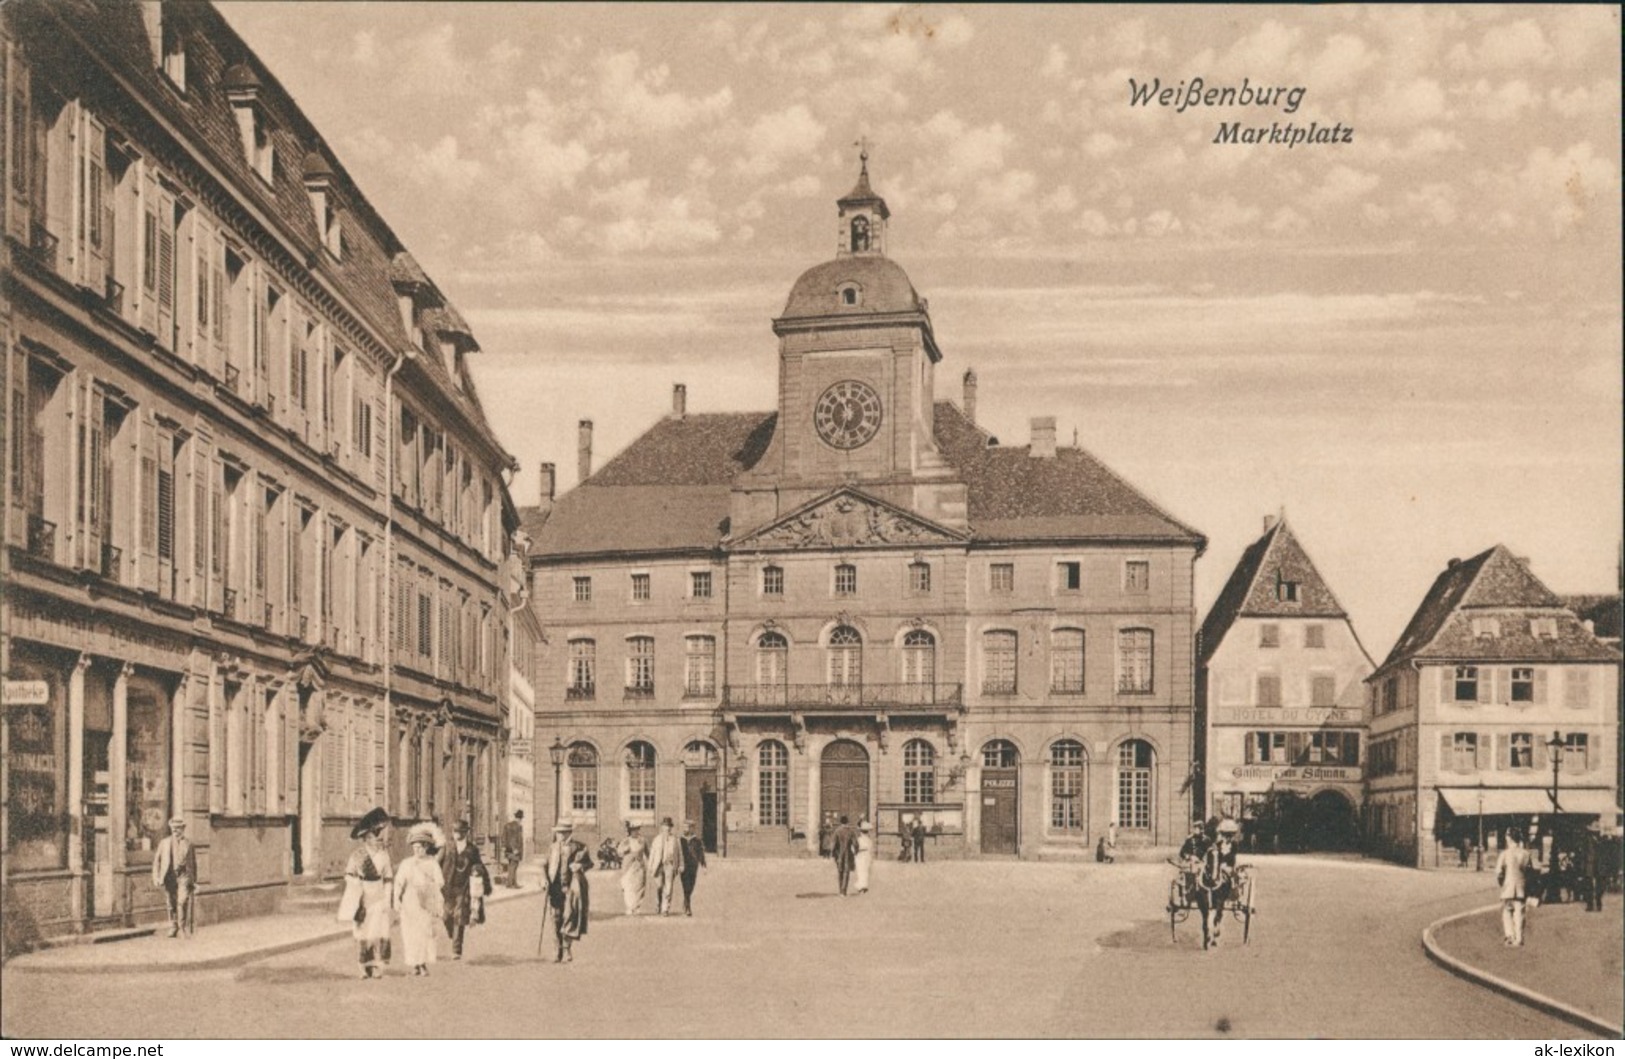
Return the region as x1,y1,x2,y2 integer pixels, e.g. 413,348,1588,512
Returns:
1421,903,1624,1038
12,886,545,975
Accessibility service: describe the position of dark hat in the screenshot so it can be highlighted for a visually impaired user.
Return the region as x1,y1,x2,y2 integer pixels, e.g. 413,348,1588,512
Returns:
661,816,674,828
514,809,524,820
453,820,470,835
351,806,390,840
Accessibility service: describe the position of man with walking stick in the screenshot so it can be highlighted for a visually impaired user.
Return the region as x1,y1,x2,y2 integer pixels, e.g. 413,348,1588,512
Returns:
540,821,592,962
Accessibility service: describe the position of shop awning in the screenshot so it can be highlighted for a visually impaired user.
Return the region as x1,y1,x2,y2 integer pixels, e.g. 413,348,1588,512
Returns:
1437,787,1620,817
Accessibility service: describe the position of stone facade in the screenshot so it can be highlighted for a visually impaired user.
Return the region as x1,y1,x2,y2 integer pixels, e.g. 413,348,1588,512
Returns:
1,0,517,949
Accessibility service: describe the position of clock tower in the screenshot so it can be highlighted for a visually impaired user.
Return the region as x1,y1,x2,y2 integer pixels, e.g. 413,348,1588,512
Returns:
730,156,967,535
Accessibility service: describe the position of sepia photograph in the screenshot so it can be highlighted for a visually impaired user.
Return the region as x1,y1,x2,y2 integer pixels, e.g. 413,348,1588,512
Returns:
0,0,1620,1043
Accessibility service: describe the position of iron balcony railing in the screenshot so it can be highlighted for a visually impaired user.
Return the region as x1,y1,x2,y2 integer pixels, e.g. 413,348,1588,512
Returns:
723,682,964,712
564,685,595,701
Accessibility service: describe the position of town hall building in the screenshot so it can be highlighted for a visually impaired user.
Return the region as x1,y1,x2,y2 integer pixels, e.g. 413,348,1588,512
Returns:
522,160,1207,859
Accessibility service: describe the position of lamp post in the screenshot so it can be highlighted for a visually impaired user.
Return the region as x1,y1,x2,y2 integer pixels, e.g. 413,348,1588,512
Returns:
1545,729,1564,822
1476,781,1485,872
548,737,567,827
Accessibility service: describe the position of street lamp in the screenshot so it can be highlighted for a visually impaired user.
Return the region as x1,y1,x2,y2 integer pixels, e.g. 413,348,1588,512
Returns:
1545,729,1564,819
548,737,567,826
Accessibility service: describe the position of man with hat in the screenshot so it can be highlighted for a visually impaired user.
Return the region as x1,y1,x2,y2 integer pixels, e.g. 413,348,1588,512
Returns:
338,807,394,978
678,819,707,916
440,819,493,959
151,816,197,938
1578,819,1608,913
501,810,526,888
542,821,592,962
647,816,686,916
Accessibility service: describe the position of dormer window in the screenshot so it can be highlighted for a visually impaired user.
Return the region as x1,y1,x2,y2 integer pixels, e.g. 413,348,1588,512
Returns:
303,153,342,259
837,282,862,307
1471,617,1500,639
1275,574,1299,603
1530,617,1558,639
224,64,273,184
161,19,187,90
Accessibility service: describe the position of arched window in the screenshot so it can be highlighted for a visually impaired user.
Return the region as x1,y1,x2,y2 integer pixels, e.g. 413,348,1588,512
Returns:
567,638,595,699
626,635,654,697
828,626,862,687
756,631,788,704
1117,628,1154,693
840,285,860,306
624,741,656,815
850,215,870,252
757,740,789,826
1115,740,1153,830
981,738,1019,769
684,635,716,698
903,739,936,804
566,742,598,816
902,629,936,687
1049,739,1086,833
983,630,1017,694
1051,628,1085,693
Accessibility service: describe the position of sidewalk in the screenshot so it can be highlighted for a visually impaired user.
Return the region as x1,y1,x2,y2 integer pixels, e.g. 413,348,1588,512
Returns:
1427,899,1624,1034
5,879,544,974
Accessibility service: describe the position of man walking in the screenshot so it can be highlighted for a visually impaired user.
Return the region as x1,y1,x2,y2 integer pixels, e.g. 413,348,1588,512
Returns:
648,817,686,916
543,822,592,963
1496,826,1537,946
909,814,926,863
501,810,526,888
440,820,493,959
151,817,197,938
830,815,858,895
679,820,707,916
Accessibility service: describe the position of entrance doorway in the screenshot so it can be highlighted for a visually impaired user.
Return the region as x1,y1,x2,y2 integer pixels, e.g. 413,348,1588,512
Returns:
684,739,721,852
292,741,319,875
980,739,1020,855
83,731,114,920
820,740,871,827
1305,789,1359,851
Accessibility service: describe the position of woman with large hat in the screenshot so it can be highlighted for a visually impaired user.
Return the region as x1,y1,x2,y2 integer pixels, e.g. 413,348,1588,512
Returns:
617,822,649,915
336,807,395,979
394,821,447,976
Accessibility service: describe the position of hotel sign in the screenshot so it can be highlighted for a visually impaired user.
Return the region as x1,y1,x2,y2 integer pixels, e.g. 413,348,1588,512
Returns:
1218,708,1360,725
1229,765,1362,783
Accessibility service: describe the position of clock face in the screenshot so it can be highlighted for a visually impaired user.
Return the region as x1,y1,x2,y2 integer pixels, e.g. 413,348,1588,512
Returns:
813,379,884,450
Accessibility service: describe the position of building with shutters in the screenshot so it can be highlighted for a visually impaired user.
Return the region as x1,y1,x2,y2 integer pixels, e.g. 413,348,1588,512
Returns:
1364,545,1620,868
520,159,1206,860
1196,515,1374,849
1,0,517,948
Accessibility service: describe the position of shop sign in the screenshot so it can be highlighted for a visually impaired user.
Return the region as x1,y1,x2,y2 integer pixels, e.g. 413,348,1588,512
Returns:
983,777,1017,789
2,679,50,706
1218,708,1359,725
510,738,533,758
1229,764,1362,783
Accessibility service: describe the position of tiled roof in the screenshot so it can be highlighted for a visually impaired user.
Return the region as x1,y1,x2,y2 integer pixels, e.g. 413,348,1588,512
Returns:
780,257,924,319
530,401,1203,558
389,251,431,290
1198,519,1347,662
30,1,508,462
1378,546,1621,673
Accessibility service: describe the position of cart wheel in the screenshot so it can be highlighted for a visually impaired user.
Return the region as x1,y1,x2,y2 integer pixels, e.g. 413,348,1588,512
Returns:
1168,879,1183,941
1241,877,1255,944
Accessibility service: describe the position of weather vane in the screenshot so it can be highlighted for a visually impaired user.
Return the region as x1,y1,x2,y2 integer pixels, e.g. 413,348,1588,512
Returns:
854,135,872,174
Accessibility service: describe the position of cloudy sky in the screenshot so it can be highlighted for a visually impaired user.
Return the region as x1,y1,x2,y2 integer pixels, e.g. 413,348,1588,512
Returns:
219,3,1622,655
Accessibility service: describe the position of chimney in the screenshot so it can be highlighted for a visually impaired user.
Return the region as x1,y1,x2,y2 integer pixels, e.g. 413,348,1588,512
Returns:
537,462,556,514
962,369,978,425
577,420,593,484
1029,416,1056,459
671,383,687,419
1263,515,1276,533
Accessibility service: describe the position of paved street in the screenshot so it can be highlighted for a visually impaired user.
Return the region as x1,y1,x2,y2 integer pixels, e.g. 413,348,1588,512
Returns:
1,856,1598,1039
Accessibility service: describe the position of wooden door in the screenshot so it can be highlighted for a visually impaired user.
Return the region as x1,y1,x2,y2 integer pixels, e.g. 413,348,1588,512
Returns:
685,769,719,853
981,769,1019,854
820,740,870,826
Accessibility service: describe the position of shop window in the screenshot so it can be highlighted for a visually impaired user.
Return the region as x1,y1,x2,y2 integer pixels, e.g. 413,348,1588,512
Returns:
4,668,67,870
124,676,171,865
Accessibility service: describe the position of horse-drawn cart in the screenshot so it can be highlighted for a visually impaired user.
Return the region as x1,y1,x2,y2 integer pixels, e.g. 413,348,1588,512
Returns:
1167,857,1257,946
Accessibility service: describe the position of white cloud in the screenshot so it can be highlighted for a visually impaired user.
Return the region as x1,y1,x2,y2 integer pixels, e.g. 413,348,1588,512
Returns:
736,104,827,177
1304,166,1381,211
594,51,733,135
411,135,485,187
1040,44,1068,80
590,179,722,254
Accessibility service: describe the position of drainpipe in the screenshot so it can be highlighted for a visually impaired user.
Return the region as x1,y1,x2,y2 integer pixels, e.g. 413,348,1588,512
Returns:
382,348,414,817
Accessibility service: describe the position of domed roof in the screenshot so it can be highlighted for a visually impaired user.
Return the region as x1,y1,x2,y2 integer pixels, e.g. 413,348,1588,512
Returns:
779,255,924,320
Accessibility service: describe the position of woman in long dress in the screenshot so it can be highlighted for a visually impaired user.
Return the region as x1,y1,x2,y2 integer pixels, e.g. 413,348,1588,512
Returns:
618,824,649,915
337,807,394,980
854,820,875,894
394,822,446,976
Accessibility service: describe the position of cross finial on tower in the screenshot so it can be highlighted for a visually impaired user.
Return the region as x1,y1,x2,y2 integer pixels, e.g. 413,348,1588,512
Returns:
855,135,872,175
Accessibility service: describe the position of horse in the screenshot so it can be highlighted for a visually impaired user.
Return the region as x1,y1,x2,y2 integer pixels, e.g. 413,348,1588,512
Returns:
1193,839,1237,950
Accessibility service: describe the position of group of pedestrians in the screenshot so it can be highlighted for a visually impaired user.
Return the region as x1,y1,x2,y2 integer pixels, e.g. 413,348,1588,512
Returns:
615,817,708,917
1492,821,1615,948
826,815,875,895
338,807,495,979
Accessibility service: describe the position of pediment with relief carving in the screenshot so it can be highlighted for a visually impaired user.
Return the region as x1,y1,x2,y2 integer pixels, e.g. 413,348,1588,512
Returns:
730,489,965,550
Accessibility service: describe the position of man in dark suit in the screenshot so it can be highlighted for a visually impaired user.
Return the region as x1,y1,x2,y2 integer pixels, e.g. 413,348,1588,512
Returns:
830,815,858,895
501,810,525,888
542,822,592,963
909,815,927,863
151,816,198,938
440,820,493,959
678,820,707,916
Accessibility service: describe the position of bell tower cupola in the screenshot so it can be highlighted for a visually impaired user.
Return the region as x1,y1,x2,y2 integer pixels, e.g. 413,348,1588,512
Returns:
837,140,889,257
